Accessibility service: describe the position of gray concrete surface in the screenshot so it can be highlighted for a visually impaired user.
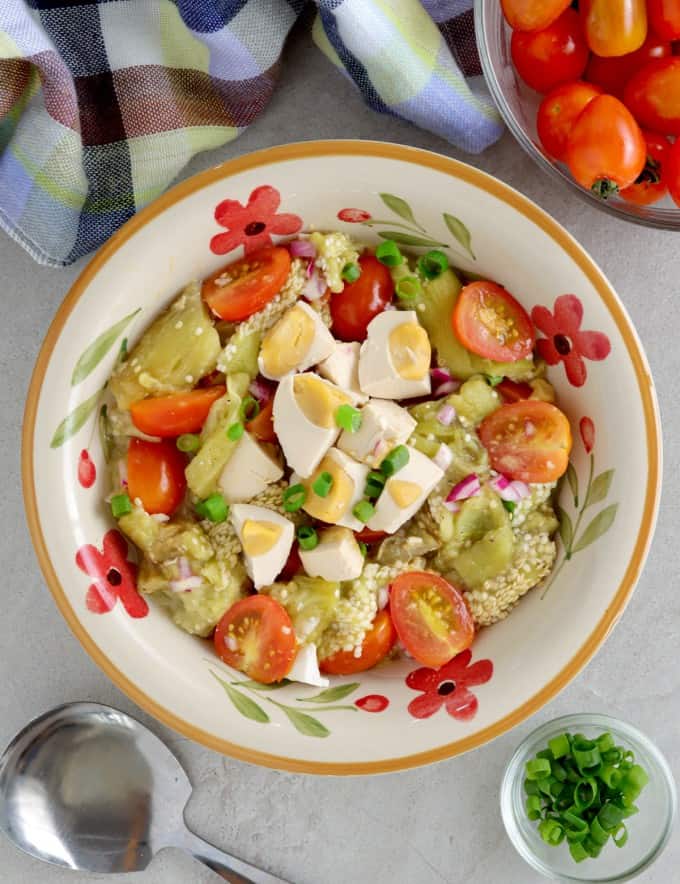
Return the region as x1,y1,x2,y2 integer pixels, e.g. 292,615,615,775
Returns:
1,20,678,884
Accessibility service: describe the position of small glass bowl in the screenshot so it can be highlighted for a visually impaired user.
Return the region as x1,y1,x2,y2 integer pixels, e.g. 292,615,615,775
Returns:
500,714,677,882
474,0,680,230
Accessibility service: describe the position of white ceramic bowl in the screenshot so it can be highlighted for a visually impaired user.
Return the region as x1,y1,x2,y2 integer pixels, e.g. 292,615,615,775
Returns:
23,141,661,774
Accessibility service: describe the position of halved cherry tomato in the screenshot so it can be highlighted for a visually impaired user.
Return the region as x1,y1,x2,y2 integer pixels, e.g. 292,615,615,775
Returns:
565,95,646,197
624,57,680,134
329,255,393,342
501,0,571,32
245,398,276,442
320,610,396,675
497,378,533,403
452,281,535,363
390,572,474,669
127,438,187,515
665,136,680,206
355,527,388,545
130,387,225,437
648,0,680,42
277,543,303,582
214,595,296,684
620,130,671,205
202,246,291,321
537,81,603,161
511,9,589,94
585,33,671,97
478,400,572,483
581,0,648,58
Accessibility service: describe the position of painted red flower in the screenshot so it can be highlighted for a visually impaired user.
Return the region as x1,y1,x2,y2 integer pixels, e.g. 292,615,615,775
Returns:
355,694,389,713
531,295,611,387
337,208,371,223
580,416,595,453
210,185,302,256
75,529,148,618
78,449,96,489
406,649,493,721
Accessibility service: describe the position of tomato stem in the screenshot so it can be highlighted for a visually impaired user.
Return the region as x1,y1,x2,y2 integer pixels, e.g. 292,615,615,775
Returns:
591,178,619,200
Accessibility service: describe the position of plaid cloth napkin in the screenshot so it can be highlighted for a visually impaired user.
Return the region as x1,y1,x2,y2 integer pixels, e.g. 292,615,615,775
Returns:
0,0,502,267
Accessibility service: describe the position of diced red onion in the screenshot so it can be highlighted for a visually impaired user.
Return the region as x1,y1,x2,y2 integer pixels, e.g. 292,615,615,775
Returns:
302,268,326,301
177,557,193,580
249,376,274,404
289,239,316,258
306,258,315,278
430,367,452,385
437,404,456,426
489,474,510,493
117,460,128,488
168,576,204,593
490,474,530,502
443,499,460,513
446,473,481,503
433,380,457,398
433,443,453,472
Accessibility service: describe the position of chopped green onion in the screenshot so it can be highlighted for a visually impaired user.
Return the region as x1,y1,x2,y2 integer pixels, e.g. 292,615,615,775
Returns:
352,500,375,523
524,778,539,796
569,840,589,862
597,802,625,831
417,249,448,279
574,777,598,810
312,471,334,497
177,433,200,453
612,823,628,848
297,525,318,551
538,818,565,846
502,499,516,514
240,396,260,422
537,777,554,797
526,758,552,780
365,470,386,499
526,795,542,820
358,540,368,557
111,493,132,518
573,737,602,773
195,493,229,523
341,262,361,283
486,374,503,387
598,765,622,789
379,444,409,477
283,483,307,512
336,403,362,433
375,240,403,267
395,276,422,303
227,421,244,441
596,733,615,753
588,816,610,847
549,734,571,759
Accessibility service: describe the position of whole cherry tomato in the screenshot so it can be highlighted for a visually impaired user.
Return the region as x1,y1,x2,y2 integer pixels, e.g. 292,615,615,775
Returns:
511,9,589,94
624,57,680,134
537,81,603,161
648,0,680,41
620,130,671,205
501,0,571,32
585,33,671,97
126,438,187,516
665,136,680,206
581,0,648,57
329,254,393,341
565,94,646,196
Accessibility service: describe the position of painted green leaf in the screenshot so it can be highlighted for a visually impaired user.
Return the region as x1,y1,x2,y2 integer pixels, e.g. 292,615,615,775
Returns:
235,678,291,691
556,504,573,550
377,231,447,248
573,504,618,553
566,462,579,507
50,389,102,449
443,213,476,260
70,309,140,386
379,193,421,229
98,404,113,463
297,683,360,703
278,705,330,738
212,674,269,723
585,469,614,509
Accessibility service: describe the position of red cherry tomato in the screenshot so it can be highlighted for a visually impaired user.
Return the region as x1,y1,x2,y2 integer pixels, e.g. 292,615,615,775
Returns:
245,398,276,443
537,81,603,161
355,527,389,545
329,255,394,341
497,378,533,403
126,438,187,515
624,57,680,134
320,610,396,675
390,572,475,669
452,281,535,363
581,0,648,58
511,9,589,94
585,33,671,97
478,400,572,483
648,0,680,42
277,543,303,582
202,246,291,321
665,136,680,206
501,0,571,32
130,387,226,437
620,130,671,205
565,94,646,196
214,595,296,684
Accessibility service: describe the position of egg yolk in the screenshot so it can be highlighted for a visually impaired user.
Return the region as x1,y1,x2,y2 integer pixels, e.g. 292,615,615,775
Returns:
387,479,421,508
241,519,283,556
388,322,431,380
302,456,354,523
260,304,315,378
293,374,350,428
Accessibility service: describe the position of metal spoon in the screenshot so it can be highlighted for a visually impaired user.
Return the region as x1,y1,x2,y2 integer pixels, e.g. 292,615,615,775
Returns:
0,702,289,883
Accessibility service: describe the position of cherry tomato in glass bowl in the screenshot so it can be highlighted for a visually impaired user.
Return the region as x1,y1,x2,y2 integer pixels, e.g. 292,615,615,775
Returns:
624,57,680,134
214,595,296,684
452,281,535,363
565,94,646,197
585,33,671,97
478,400,572,484
390,572,475,668
620,130,671,205
648,0,680,42
511,9,589,94
665,136,680,207
537,81,603,162
130,386,225,437
202,246,291,321
320,610,396,675
329,254,393,341
581,0,648,58
501,0,571,32
126,438,187,516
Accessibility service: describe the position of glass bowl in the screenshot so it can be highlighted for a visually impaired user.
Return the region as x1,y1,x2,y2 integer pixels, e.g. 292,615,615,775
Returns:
474,0,680,230
500,714,677,882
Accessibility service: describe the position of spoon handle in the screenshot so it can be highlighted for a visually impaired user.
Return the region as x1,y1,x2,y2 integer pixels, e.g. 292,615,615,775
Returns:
177,826,290,884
